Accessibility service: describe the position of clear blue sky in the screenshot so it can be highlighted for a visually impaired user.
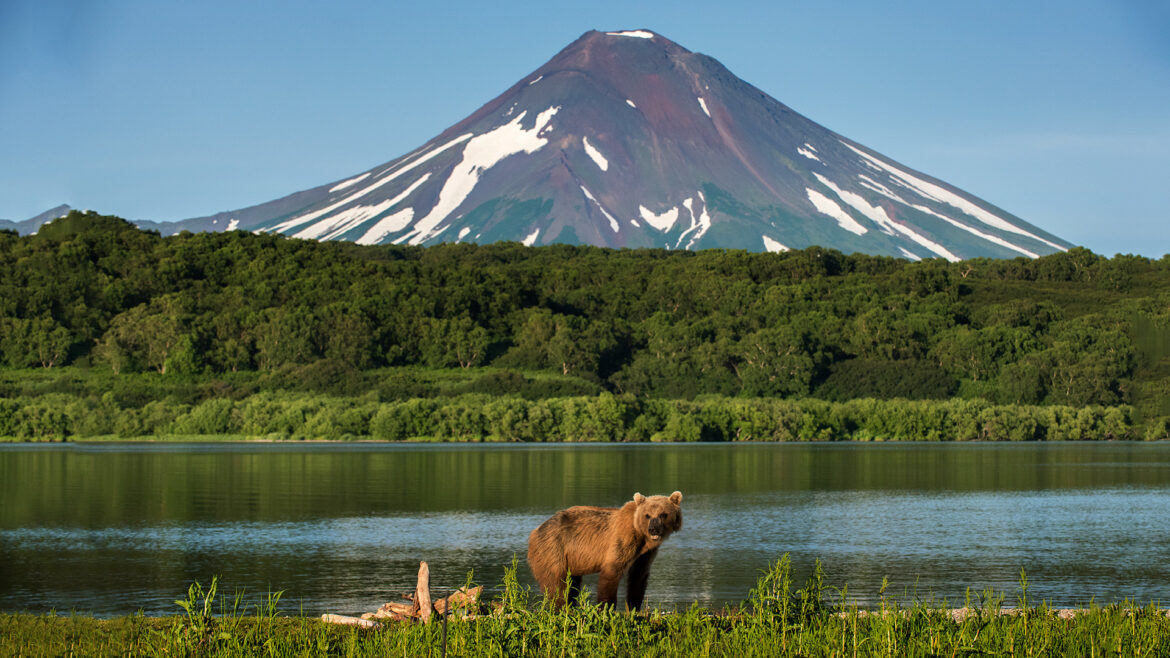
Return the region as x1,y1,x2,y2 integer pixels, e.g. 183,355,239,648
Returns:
2,0,1168,256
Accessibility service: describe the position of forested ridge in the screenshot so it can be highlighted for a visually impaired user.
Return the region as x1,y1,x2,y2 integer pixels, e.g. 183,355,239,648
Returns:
2,210,1168,441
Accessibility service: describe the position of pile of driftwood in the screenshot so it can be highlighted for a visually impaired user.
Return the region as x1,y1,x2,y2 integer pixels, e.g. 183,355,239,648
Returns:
321,561,484,630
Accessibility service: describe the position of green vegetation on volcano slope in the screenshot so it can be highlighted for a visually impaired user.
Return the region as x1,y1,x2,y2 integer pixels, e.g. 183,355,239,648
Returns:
1,211,1169,440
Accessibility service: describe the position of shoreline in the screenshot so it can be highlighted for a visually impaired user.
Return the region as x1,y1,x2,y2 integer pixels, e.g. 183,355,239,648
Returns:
2,435,1166,445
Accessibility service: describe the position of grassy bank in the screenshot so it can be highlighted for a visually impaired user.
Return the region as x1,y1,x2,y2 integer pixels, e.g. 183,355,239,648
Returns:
4,561,1170,657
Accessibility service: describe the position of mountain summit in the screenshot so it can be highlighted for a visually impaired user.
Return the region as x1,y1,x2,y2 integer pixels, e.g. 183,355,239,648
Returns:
179,30,1070,260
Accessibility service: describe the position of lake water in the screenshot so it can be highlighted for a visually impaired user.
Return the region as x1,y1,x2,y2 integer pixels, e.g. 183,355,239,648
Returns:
2,441,1170,617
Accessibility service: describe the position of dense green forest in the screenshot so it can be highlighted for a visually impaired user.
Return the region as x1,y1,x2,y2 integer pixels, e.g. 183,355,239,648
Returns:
2,210,1168,441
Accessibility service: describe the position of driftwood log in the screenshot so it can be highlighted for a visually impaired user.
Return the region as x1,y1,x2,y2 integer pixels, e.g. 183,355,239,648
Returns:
366,601,414,620
320,613,381,629
326,560,485,628
436,586,483,615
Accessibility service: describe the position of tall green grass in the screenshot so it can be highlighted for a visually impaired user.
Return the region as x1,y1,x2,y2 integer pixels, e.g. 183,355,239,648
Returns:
3,558,1169,657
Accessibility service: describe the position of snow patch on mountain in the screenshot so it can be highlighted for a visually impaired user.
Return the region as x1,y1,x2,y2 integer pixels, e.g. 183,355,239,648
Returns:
674,202,696,249
458,227,471,240
697,97,711,118
226,219,239,231
798,144,821,162
842,142,1066,252
580,185,621,232
898,247,922,261
813,172,959,261
857,174,908,203
607,30,654,39
305,173,432,242
639,204,679,232
295,198,397,240
626,99,637,108
895,226,959,262
676,191,712,249
273,134,470,234
329,173,370,193
854,161,1041,258
356,209,414,246
296,174,428,241
583,137,609,171
689,202,712,249
910,203,1039,259
805,188,868,236
687,192,706,248
379,133,474,181
762,236,788,253
523,228,541,246
813,173,892,234
401,106,561,245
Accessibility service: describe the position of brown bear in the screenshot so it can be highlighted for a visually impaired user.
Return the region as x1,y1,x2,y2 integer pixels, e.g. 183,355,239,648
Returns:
527,491,683,610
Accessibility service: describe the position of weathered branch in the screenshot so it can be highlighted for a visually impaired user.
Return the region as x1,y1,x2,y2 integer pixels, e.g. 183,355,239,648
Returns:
413,561,432,623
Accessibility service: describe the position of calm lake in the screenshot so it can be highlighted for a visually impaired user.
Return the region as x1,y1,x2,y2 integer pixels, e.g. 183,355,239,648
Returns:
2,441,1170,617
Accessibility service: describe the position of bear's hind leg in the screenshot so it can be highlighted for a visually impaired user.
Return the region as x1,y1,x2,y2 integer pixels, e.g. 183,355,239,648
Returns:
544,567,577,609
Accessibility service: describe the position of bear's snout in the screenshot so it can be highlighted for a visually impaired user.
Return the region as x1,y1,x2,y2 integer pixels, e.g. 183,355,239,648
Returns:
648,518,665,537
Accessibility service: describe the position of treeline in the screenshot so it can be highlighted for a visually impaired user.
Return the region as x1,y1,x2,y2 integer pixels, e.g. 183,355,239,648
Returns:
0,389,1144,442
2,211,1170,433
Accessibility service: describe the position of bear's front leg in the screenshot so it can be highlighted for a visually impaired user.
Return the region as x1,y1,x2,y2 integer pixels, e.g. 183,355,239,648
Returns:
567,575,583,607
596,566,623,607
625,548,658,611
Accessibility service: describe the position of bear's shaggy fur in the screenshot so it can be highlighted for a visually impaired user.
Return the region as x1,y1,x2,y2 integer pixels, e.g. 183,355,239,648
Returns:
527,491,683,610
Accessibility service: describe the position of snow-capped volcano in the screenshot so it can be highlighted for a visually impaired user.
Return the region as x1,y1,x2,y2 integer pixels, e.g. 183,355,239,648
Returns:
175,29,1071,259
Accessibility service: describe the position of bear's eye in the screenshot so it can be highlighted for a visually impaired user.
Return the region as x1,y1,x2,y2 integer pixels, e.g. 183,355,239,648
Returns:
644,514,650,519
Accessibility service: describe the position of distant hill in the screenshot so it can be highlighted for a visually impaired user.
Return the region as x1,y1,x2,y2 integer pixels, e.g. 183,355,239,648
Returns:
0,205,73,235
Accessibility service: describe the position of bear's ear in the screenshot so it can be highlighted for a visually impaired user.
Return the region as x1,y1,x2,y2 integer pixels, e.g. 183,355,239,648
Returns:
669,491,683,505
633,493,646,505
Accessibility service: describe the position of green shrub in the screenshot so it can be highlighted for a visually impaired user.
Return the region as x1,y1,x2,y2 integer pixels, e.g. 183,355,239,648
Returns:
172,397,239,435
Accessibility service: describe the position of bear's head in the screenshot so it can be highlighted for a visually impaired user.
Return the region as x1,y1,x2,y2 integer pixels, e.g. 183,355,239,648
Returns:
632,491,683,545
